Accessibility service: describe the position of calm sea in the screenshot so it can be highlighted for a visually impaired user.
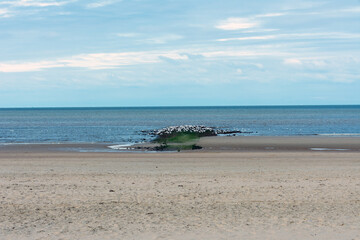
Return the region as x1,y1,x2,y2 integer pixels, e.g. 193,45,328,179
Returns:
0,106,359,144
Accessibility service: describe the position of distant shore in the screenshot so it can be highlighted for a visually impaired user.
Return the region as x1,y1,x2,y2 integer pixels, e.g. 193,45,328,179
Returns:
1,136,360,153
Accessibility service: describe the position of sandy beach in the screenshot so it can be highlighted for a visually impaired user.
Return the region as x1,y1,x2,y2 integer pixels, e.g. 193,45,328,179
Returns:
1,137,360,239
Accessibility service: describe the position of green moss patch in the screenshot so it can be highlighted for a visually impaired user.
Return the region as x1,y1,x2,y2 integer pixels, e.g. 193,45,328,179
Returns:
153,132,203,151
154,132,200,144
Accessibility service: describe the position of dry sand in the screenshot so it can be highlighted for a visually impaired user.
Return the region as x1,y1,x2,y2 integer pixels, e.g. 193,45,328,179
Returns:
1,137,360,239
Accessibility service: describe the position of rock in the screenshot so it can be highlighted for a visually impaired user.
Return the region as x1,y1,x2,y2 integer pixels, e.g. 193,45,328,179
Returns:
155,125,216,138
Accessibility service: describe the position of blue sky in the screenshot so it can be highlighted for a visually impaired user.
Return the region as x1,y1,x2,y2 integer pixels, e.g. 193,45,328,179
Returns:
0,0,359,107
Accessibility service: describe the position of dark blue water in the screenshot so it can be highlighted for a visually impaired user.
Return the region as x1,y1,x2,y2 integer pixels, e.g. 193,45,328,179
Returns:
0,106,359,144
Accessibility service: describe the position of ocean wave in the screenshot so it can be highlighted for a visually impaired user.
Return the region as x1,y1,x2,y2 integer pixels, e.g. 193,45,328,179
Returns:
107,144,133,150
316,133,360,136
310,148,349,151
0,142,64,145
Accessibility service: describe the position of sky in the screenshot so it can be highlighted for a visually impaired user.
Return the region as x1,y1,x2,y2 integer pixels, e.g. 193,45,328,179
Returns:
0,0,359,107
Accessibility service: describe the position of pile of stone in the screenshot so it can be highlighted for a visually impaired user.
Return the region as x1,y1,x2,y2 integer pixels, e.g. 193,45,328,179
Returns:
155,125,216,138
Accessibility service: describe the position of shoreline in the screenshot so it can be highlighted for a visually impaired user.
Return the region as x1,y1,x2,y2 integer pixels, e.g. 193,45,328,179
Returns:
1,135,360,153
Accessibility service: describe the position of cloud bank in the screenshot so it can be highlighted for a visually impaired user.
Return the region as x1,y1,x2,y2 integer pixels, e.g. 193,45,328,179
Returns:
216,17,259,30
0,0,71,7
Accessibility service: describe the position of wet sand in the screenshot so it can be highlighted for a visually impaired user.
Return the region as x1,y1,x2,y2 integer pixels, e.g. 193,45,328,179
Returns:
198,136,360,152
132,136,360,152
1,136,360,153
0,137,360,239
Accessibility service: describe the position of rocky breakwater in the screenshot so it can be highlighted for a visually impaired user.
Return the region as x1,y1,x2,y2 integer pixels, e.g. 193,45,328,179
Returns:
134,125,251,151
155,125,217,139
152,125,216,151
134,125,216,151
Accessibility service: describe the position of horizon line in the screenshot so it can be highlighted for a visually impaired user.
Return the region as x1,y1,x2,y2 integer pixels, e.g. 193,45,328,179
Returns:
1,104,360,109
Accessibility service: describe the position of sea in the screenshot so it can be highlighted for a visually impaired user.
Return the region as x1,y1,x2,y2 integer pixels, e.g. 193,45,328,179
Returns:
0,106,360,146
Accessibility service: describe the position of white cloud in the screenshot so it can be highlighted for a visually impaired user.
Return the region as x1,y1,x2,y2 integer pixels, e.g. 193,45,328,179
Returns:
200,50,287,58
254,63,264,69
160,53,188,60
86,0,120,9
0,0,71,7
215,11,287,31
255,12,286,18
57,52,175,69
217,32,360,42
331,74,357,83
215,18,259,30
299,72,356,83
0,8,10,17
0,47,288,73
0,8,8,14
284,58,328,68
0,61,65,72
0,51,189,72
241,29,279,33
3,47,356,73
280,6,360,18
236,69,243,74
294,32,360,39
340,6,360,13
284,58,302,65
217,35,276,42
